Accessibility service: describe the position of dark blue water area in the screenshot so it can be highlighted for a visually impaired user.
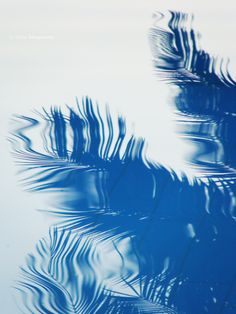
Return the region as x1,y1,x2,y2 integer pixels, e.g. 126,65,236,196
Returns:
11,11,236,314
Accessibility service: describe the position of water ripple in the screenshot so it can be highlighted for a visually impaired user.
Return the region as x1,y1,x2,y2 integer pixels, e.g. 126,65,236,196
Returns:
150,11,236,182
10,11,236,314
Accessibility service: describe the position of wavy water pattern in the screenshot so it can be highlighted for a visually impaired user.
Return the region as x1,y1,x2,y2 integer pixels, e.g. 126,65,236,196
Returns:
16,227,180,314
10,11,236,314
151,11,236,181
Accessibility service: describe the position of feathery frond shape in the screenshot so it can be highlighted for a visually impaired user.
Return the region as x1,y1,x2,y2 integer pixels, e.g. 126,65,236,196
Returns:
150,10,236,176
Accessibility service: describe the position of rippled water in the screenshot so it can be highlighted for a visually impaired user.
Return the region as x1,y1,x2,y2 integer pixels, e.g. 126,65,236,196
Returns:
11,11,236,314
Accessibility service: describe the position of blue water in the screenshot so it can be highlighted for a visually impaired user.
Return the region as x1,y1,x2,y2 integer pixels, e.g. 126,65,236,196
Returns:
11,11,236,314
